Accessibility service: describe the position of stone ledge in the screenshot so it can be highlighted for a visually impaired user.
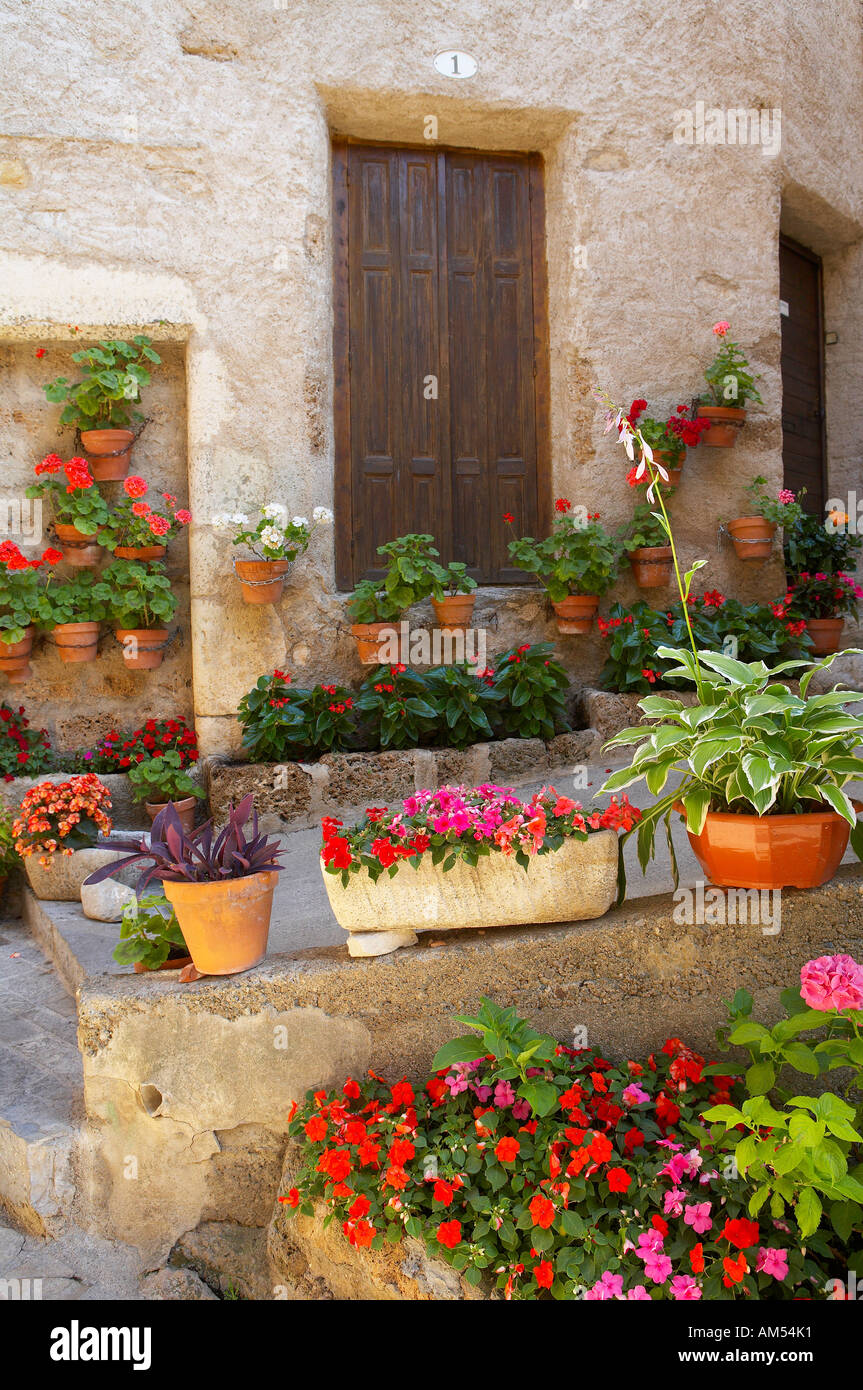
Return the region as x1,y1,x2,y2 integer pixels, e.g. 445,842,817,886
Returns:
204,728,600,829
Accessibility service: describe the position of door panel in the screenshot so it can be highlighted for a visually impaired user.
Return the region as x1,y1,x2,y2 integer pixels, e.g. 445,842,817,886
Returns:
780,236,826,515
336,142,548,587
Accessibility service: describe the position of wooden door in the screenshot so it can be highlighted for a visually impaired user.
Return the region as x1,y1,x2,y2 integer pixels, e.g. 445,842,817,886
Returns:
780,236,826,515
333,142,549,588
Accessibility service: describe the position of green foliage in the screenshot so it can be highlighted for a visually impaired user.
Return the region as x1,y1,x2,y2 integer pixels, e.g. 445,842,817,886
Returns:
237,673,358,761
35,569,108,628
622,502,670,553
26,471,112,534
490,642,570,741
346,578,405,625
422,662,504,748
701,330,762,408
353,665,439,749
0,703,52,780
743,476,805,529
126,751,205,805
601,645,863,889
92,559,177,630
112,893,187,970
432,998,562,1116
704,985,863,1247
507,507,624,601
784,508,863,576
42,335,161,431
0,809,21,875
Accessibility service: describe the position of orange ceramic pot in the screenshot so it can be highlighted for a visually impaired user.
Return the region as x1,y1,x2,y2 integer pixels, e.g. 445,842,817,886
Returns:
163,870,279,976
700,406,746,447
54,522,103,568
113,545,167,562
235,559,290,605
133,953,194,974
80,428,135,481
431,594,476,632
629,546,673,588
681,807,855,890
727,516,775,560
805,618,844,656
552,595,599,635
53,621,100,663
144,795,198,834
351,622,399,665
115,627,168,669
0,628,34,683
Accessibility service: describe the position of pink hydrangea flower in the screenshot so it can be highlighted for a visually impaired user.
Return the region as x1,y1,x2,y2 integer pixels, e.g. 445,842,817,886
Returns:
756,1247,789,1281
684,1201,713,1235
670,1275,702,1300
800,954,863,1012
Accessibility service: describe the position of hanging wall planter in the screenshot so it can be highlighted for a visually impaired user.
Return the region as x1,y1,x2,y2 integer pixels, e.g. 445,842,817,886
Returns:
629,546,673,588
114,628,169,670
53,621,100,664
0,629,34,684
431,593,476,632
350,622,398,665
805,618,844,656
551,595,599,634
53,523,103,568
234,558,291,605
113,545,167,562
726,516,775,560
699,406,746,447
80,428,136,482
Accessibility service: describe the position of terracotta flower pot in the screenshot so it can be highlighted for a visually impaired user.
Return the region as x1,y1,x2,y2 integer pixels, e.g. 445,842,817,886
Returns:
805,618,844,656
629,546,673,588
234,559,291,605
350,622,399,665
681,807,856,890
727,516,775,560
113,545,167,562
650,448,685,489
699,406,746,447
144,795,197,834
163,870,279,976
53,621,100,663
80,428,135,482
54,522,103,569
551,595,599,635
115,627,168,670
133,952,194,974
0,628,34,684
431,594,476,632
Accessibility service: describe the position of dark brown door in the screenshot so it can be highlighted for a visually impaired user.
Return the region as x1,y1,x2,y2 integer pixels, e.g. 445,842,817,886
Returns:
780,236,826,515
333,142,549,588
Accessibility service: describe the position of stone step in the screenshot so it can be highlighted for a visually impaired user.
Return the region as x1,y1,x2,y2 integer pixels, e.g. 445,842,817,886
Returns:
0,920,81,1237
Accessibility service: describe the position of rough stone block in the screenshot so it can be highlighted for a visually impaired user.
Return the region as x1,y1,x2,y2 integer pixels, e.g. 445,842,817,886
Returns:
318,751,415,806
486,737,547,782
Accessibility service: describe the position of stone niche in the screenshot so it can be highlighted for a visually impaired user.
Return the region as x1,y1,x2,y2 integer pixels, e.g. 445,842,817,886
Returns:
0,337,193,749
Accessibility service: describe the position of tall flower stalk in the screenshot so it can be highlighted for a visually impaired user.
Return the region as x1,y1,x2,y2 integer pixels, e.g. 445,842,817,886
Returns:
594,389,706,700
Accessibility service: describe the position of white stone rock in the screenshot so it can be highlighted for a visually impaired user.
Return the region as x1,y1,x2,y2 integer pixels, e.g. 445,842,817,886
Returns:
81,878,136,923
346,929,419,957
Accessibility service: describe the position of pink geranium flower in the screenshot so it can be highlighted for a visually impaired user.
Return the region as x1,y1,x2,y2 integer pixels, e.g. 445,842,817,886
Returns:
800,954,863,1012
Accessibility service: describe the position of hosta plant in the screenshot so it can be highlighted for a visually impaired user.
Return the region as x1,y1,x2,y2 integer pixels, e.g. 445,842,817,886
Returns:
280,1002,837,1300
601,646,863,889
506,500,623,600
704,954,863,1267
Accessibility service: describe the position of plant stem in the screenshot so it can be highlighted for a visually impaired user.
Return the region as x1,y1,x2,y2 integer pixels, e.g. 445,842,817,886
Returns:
648,461,705,701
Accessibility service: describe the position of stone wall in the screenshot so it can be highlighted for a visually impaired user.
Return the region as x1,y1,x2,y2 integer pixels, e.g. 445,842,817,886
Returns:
0,0,861,759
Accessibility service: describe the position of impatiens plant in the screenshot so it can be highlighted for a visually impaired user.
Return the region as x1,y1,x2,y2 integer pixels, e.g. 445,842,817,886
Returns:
506,501,624,600
0,540,63,644
212,504,333,562
489,642,570,741
320,784,640,884
785,571,863,621
704,955,863,1264
26,455,112,535
354,664,439,750
42,335,161,431
104,476,191,550
237,670,358,760
12,773,112,865
0,703,51,782
701,320,762,408
422,662,504,748
94,716,199,772
280,1006,837,1299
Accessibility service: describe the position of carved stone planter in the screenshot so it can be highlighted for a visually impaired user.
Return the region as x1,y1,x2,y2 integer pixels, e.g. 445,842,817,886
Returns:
321,830,619,956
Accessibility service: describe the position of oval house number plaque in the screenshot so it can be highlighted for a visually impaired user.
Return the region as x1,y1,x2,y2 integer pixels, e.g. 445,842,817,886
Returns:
434,50,478,79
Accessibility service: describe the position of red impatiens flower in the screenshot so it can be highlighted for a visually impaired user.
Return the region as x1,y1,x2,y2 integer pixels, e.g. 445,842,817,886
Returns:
690,1242,705,1274
722,1251,749,1286
529,1193,556,1229
390,1080,414,1108
303,1115,327,1142
348,1195,370,1219
533,1260,554,1289
721,1217,760,1250
495,1137,520,1163
436,1220,462,1250
277,1187,300,1207
607,1167,631,1193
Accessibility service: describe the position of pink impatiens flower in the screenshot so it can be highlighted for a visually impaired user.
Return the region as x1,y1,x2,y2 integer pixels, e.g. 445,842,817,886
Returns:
626,1284,651,1300
756,1247,789,1281
643,1250,672,1284
800,954,863,1012
585,1271,624,1300
493,1080,516,1108
663,1187,686,1218
670,1275,702,1301
622,1082,650,1106
684,1201,713,1235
